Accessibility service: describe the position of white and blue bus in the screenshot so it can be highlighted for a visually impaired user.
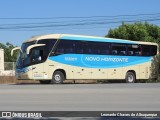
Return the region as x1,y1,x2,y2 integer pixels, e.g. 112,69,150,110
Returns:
11,34,159,84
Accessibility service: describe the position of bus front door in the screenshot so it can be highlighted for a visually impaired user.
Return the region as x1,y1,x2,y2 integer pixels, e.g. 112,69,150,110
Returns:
31,48,49,80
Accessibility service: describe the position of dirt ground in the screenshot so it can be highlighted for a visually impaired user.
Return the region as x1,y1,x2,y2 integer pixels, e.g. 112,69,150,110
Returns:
0,76,97,84
0,76,38,84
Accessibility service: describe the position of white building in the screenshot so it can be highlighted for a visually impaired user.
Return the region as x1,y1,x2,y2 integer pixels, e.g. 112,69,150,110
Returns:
0,49,4,75
0,49,15,76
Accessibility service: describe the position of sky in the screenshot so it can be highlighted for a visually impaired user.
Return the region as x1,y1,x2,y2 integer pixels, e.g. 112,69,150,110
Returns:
0,0,160,46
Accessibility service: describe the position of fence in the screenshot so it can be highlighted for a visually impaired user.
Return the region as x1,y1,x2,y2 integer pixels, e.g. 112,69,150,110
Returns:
0,62,40,84
0,62,16,76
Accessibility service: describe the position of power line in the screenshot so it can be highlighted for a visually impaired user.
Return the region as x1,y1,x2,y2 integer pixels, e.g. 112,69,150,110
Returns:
0,12,160,19
0,12,159,31
0,13,160,29
0,18,160,31
1,15,160,27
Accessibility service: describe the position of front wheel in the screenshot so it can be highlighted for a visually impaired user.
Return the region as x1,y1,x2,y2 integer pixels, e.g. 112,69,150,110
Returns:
51,71,64,84
125,72,136,83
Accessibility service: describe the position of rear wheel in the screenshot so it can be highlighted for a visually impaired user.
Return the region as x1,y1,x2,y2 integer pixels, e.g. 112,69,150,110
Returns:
125,72,136,83
51,71,64,84
39,80,51,84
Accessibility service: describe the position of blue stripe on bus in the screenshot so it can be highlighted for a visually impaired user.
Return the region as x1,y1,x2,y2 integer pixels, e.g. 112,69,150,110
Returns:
48,54,151,68
60,36,137,44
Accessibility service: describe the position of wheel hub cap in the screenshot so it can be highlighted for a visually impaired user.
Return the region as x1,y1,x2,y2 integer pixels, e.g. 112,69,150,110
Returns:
128,75,134,82
55,75,60,81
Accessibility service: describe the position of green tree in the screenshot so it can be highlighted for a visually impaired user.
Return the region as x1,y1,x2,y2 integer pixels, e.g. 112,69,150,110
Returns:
0,42,18,62
106,22,160,44
106,22,160,82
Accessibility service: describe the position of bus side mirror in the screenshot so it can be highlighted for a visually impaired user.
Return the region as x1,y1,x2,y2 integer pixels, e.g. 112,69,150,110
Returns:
11,47,22,56
26,44,45,55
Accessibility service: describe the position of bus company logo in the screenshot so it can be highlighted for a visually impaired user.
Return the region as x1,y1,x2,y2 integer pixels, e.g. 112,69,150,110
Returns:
2,112,11,118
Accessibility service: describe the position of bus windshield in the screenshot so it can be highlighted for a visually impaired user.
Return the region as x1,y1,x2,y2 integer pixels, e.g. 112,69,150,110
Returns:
16,39,57,68
16,41,36,68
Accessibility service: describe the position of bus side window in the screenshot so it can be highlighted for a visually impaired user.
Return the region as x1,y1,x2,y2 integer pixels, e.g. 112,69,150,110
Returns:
120,51,126,55
93,42,110,55
66,48,74,53
112,50,118,55
54,41,65,55
31,48,42,62
135,51,141,56
128,44,141,56
141,45,157,56
128,51,133,55
150,45,157,56
101,50,109,55
86,48,93,54
94,49,100,54
112,44,126,55
141,45,150,56
39,50,43,60
56,48,64,54
82,41,93,54
77,49,84,54
76,41,84,54
55,40,76,55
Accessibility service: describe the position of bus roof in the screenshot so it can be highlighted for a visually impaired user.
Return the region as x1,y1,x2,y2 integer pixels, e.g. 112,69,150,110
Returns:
23,34,158,46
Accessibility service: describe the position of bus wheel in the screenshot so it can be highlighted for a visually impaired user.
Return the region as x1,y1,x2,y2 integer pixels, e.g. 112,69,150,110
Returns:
125,72,136,83
39,80,51,84
51,71,64,84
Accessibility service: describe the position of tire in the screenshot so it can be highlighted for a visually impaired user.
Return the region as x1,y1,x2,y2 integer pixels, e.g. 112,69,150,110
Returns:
51,71,64,84
39,80,51,84
125,72,136,83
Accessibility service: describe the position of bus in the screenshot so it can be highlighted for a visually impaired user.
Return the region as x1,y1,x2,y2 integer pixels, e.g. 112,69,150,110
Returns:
11,34,159,84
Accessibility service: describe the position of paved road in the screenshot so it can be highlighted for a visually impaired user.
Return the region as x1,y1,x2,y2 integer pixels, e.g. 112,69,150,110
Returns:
0,83,160,111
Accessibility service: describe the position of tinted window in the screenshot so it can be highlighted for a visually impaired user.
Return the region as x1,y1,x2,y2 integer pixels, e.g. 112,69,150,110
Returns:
128,45,141,56
93,42,110,55
79,41,110,55
84,42,94,54
150,45,157,56
112,44,127,55
30,46,44,63
21,41,36,53
141,45,150,56
38,39,56,52
54,40,111,55
75,41,84,54
53,39,158,57
141,45,157,56
37,39,57,60
55,40,76,55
